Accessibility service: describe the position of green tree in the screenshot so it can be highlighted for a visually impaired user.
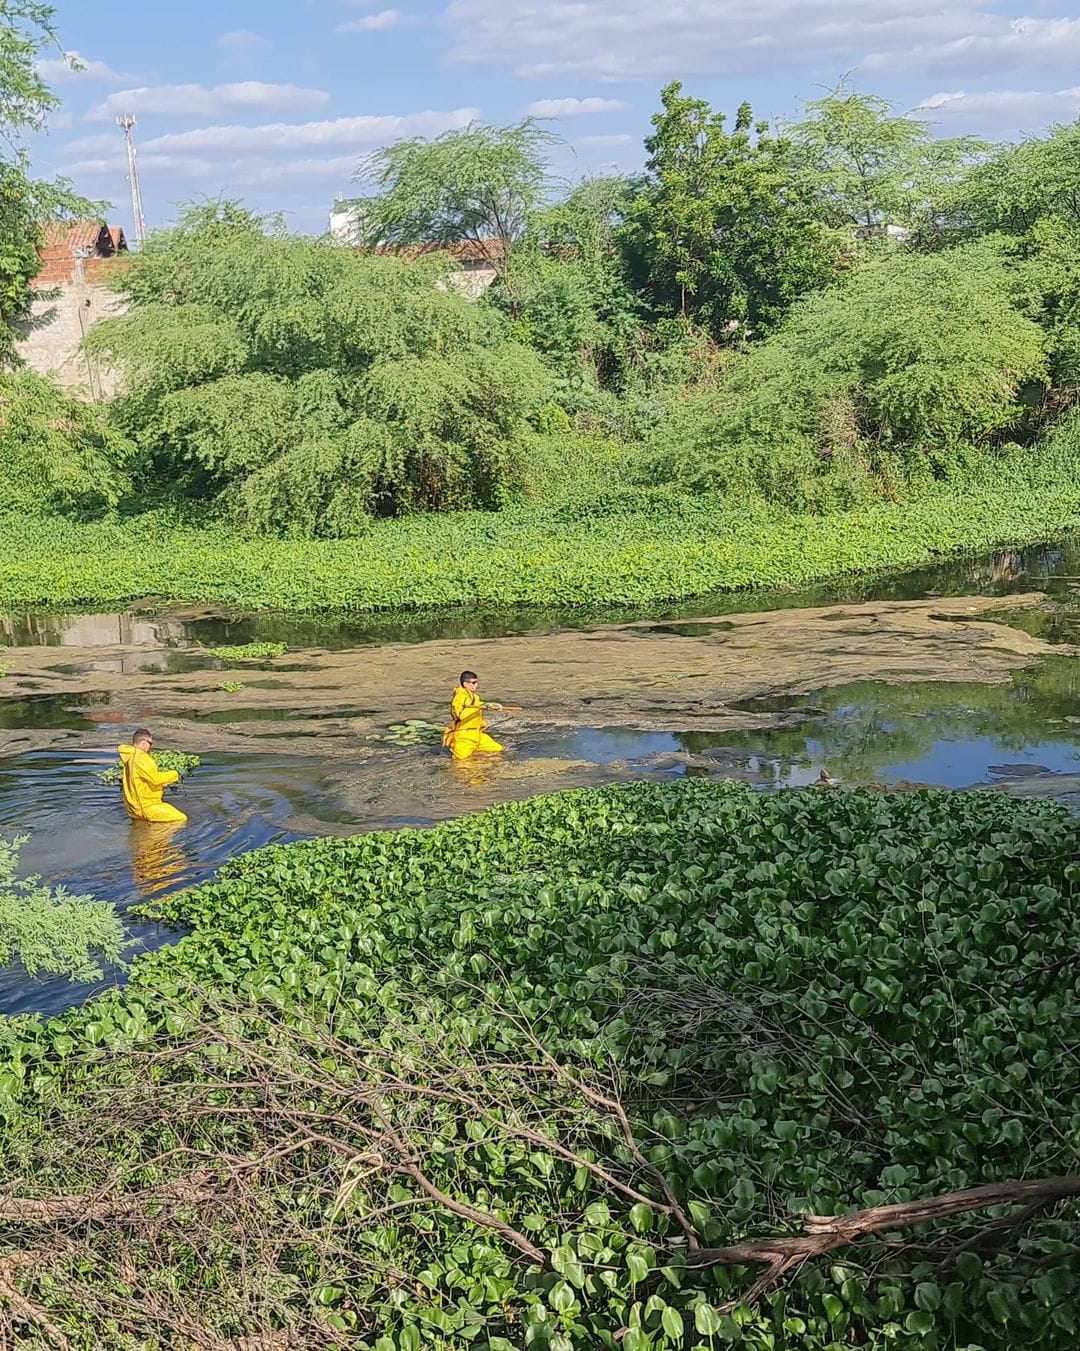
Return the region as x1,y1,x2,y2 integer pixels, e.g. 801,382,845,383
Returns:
947,119,1080,236
654,240,1047,508
87,205,551,534
352,120,560,274
0,2,102,362
502,176,641,384
620,82,840,337
946,121,1080,393
0,368,131,515
787,84,984,231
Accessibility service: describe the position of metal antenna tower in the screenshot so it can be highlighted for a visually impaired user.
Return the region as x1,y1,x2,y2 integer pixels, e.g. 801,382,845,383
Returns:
117,114,146,247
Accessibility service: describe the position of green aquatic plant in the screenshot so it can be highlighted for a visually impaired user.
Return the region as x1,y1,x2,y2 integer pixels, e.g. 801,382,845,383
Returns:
367,718,445,747
1,417,1080,613
97,751,201,786
0,834,125,983
210,642,287,661
219,680,244,693
0,782,1077,1346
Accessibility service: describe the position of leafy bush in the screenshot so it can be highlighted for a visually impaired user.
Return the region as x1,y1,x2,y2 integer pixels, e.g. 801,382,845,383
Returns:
653,241,1048,509
0,834,125,982
1,782,1077,1346
86,205,551,534
0,370,131,516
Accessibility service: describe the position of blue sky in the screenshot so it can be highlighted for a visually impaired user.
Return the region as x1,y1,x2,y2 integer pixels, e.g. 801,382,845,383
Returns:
31,0,1080,237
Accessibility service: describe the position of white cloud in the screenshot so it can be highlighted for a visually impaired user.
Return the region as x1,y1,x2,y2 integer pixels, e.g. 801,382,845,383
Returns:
575,133,635,147
139,107,480,156
864,16,1080,74
66,150,365,190
442,0,1080,84
219,30,270,50
88,82,331,123
524,96,629,116
913,84,1080,134
338,9,403,32
37,51,132,85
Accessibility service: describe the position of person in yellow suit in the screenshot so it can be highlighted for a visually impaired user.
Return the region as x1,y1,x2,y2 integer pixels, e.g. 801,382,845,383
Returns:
443,671,504,761
117,728,188,824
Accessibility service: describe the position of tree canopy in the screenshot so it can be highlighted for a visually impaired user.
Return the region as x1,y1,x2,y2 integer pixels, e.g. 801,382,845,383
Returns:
786,85,984,231
352,120,560,273
620,82,840,338
87,206,551,534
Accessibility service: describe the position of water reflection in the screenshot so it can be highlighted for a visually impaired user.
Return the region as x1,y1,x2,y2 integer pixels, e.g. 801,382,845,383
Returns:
126,820,190,897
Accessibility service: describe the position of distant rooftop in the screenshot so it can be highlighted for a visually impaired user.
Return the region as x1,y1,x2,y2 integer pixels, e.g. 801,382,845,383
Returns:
34,219,129,287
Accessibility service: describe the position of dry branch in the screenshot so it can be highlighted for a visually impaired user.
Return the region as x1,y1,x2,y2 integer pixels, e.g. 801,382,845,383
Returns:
689,1176,1080,1305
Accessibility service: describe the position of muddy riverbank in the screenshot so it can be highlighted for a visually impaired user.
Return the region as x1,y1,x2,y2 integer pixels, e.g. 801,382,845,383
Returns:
0,594,1064,762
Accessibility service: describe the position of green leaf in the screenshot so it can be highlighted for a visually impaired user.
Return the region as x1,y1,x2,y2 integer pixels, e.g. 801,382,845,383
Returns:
695,1304,723,1336
630,1202,654,1233
661,1305,684,1340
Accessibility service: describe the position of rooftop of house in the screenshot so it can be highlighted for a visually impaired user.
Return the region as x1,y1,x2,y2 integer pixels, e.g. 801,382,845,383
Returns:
33,220,130,287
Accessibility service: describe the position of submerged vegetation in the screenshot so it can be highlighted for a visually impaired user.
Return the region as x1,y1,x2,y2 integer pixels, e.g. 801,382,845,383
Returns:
0,782,1077,1346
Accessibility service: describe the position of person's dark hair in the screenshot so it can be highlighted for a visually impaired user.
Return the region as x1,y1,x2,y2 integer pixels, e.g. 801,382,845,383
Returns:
132,728,153,745
460,671,478,685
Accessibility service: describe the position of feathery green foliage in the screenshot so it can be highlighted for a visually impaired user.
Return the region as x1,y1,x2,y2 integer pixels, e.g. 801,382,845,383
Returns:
948,119,1080,237
0,369,131,515
654,241,1048,507
86,205,551,534
353,119,559,268
0,834,125,982
786,84,984,230
1,417,1079,611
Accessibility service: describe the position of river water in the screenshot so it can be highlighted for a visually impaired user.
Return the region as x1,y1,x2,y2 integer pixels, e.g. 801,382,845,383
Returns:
1,539,1079,1017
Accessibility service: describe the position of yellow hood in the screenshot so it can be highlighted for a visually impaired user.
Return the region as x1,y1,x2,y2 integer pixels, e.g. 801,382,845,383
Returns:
118,743,137,762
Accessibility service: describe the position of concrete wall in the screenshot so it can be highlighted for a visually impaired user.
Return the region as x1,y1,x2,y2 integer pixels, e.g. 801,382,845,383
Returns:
13,261,129,401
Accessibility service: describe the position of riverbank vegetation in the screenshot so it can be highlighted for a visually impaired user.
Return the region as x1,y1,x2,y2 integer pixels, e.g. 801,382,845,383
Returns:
2,41,1080,609
0,781,1077,1347
3,424,1080,609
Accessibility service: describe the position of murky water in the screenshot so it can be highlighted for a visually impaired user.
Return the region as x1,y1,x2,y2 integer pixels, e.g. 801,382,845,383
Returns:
0,743,349,1016
3,538,1080,1017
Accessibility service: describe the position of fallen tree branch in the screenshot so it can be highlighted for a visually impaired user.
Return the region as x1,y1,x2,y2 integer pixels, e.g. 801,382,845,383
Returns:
688,1176,1080,1305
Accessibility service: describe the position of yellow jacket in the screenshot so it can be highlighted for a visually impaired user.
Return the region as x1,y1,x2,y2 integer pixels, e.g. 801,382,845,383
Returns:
449,686,487,733
118,743,180,821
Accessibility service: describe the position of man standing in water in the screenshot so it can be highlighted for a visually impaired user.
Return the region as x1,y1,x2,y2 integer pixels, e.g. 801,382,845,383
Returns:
118,729,188,823
443,672,504,761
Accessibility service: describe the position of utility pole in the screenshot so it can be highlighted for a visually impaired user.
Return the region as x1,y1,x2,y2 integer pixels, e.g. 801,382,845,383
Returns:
117,114,145,248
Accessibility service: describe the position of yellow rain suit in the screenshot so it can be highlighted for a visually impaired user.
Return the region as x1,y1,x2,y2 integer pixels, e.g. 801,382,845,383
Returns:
443,686,503,761
117,743,188,824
